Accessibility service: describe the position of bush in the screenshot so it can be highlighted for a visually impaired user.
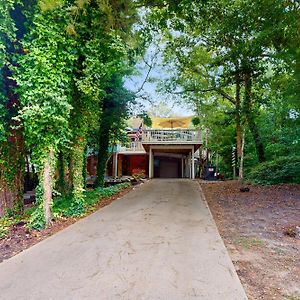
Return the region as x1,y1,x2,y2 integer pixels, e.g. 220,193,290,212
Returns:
53,182,131,217
0,216,20,238
247,155,300,185
27,205,46,230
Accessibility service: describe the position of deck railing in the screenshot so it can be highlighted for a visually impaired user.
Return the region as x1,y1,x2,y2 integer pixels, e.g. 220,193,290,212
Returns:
142,129,202,143
118,142,145,152
117,129,202,153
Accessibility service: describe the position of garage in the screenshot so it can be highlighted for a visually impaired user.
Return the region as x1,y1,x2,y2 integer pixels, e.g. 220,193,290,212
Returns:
148,147,196,179
154,156,182,178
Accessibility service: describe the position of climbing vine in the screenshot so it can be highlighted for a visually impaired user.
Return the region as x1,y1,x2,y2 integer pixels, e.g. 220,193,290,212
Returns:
15,1,77,225
13,0,140,226
0,0,142,227
65,0,138,209
0,0,25,215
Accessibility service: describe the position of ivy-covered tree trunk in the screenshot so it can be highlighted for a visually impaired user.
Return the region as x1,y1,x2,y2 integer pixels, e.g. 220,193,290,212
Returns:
0,175,24,218
56,150,71,195
42,149,54,226
0,79,24,216
95,124,110,188
244,71,265,163
0,182,14,216
70,137,86,204
93,76,133,187
67,152,74,193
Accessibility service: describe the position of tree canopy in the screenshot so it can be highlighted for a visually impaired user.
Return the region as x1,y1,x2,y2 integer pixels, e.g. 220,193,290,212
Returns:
143,0,300,179
0,0,299,227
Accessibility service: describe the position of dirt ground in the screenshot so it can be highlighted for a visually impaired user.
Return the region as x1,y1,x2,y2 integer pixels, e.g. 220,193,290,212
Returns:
0,185,134,264
200,180,300,300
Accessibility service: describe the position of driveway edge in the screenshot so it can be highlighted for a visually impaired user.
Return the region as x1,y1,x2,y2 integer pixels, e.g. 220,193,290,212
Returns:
196,180,249,300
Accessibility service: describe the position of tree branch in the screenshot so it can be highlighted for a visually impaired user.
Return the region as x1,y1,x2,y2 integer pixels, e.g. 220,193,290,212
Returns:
166,86,236,104
216,89,235,104
133,51,159,95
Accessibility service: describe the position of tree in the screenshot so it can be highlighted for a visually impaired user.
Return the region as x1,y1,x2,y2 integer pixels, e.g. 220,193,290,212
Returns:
65,0,139,207
95,76,135,187
0,1,25,216
15,1,76,226
13,0,141,225
144,0,299,177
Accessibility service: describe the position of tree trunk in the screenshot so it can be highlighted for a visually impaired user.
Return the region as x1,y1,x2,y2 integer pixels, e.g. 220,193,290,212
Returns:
235,72,242,159
0,132,24,216
239,130,245,180
82,146,87,189
0,3,25,216
70,138,86,202
42,149,54,226
244,72,265,163
0,183,18,216
95,125,110,188
205,128,209,163
68,152,74,193
57,151,66,195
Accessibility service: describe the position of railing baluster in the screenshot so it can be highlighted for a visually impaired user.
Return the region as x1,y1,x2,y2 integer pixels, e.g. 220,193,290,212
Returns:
140,129,202,143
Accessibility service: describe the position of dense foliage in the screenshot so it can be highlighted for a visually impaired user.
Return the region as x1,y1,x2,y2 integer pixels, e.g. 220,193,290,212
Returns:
247,155,300,185
0,0,299,229
145,0,300,182
0,0,143,227
0,1,25,215
0,182,131,232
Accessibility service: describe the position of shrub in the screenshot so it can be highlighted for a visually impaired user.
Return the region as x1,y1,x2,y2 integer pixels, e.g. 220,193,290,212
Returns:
27,205,46,230
247,155,300,185
0,216,18,238
21,182,132,231
132,169,145,178
53,182,131,217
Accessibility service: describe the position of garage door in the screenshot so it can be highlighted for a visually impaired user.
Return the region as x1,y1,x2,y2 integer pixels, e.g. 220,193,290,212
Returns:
155,157,181,178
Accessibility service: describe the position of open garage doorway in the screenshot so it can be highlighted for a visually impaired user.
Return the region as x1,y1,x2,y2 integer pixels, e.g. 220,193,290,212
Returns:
148,146,196,179
154,156,181,178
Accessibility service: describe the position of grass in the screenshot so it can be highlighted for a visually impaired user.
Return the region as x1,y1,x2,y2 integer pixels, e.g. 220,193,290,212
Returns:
235,236,266,249
272,246,285,256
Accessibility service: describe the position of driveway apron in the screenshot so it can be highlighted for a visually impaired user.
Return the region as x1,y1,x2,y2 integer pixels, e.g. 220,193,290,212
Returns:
0,179,247,300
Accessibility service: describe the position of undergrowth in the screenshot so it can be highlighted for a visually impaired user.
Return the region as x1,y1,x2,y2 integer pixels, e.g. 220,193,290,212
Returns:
0,182,131,234
53,182,131,217
283,295,300,300
247,155,300,185
0,216,18,238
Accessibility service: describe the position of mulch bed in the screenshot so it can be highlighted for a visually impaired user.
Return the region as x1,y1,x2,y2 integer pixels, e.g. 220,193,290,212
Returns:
0,185,135,264
200,180,300,300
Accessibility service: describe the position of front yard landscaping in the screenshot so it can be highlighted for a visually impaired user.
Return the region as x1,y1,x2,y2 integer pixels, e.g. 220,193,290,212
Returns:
0,182,133,263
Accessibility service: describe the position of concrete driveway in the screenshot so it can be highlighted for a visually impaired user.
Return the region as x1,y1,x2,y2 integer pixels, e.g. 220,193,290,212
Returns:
0,179,247,300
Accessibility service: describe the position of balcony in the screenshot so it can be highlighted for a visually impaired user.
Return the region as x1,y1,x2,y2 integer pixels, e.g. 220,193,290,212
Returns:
118,142,145,153
117,129,202,154
142,129,202,144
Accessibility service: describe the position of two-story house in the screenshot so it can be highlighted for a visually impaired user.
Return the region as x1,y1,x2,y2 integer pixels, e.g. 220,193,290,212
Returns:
107,116,202,179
